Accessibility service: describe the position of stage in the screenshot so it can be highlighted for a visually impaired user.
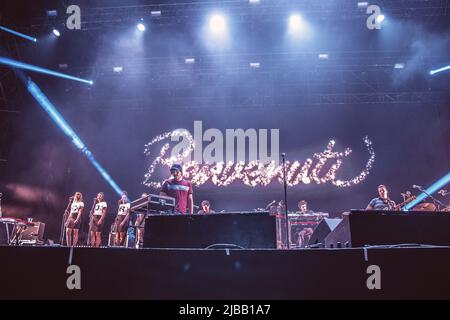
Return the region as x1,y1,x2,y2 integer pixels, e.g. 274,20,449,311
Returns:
1,0,450,302
1,245,450,299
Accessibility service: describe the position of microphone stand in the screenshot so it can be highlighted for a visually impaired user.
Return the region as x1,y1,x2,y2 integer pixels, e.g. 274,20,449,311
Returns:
86,199,97,246
417,186,445,211
281,153,290,249
59,198,72,245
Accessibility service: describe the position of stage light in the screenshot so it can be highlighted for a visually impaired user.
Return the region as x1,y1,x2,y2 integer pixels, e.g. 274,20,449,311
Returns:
394,63,405,69
26,78,123,196
249,0,260,4
137,23,146,32
185,58,195,64
430,65,450,75
113,66,123,73
209,14,226,34
0,56,93,85
47,10,58,17
52,29,61,37
249,62,260,68
357,2,369,8
58,64,68,70
289,14,303,33
403,172,450,211
376,14,385,23
0,25,37,42
318,53,329,60
151,11,161,17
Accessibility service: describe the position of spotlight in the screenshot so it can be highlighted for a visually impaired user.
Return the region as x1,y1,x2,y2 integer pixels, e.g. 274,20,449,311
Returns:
0,57,93,85
184,58,195,64
249,62,260,68
209,14,226,34
0,26,37,42
289,14,303,33
52,29,61,37
27,79,122,196
357,2,369,8
376,14,385,23
46,10,58,17
151,11,161,17
404,172,450,211
430,65,450,75
249,0,260,4
318,53,329,60
394,63,405,69
137,23,146,32
58,64,68,70
113,66,123,73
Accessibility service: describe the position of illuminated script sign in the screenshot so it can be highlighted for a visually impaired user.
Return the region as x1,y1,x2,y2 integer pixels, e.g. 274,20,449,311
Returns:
143,124,375,189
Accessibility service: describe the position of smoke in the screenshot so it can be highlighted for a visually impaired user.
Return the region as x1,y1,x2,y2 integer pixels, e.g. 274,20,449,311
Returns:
391,21,450,86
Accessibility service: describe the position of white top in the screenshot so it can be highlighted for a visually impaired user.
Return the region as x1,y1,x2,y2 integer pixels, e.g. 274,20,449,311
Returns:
70,201,84,215
118,203,130,216
93,201,107,216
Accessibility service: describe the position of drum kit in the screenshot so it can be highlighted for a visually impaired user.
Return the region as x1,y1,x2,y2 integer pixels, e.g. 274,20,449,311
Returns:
407,188,449,212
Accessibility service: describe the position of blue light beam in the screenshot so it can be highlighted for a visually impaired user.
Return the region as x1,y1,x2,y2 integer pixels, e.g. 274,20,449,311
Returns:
26,78,122,196
0,57,93,85
0,25,37,42
403,172,450,211
430,65,450,75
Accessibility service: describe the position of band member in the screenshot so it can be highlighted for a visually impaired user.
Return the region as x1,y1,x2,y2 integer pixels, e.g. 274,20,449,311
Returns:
160,164,194,214
65,192,84,246
89,192,107,247
114,191,130,246
297,200,314,214
296,200,314,247
366,184,397,211
135,193,148,248
197,200,215,214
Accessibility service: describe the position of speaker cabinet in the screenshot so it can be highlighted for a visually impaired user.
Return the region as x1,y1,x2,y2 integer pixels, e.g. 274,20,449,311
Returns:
307,218,342,247
143,212,277,249
325,211,450,248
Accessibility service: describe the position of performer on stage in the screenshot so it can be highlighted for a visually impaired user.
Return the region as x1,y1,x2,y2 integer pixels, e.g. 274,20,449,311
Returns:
366,184,397,211
89,192,107,247
197,200,215,214
65,192,84,246
296,200,314,247
135,192,148,248
160,164,194,214
114,191,130,246
297,200,314,214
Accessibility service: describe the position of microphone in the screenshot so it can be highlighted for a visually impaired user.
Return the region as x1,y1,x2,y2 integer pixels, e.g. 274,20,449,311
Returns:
265,200,276,209
412,184,422,189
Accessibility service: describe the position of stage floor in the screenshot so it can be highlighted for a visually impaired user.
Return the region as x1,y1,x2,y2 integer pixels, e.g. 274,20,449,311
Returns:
1,245,450,299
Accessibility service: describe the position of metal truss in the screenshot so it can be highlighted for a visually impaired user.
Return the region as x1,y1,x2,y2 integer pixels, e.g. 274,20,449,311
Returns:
22,0,450,31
